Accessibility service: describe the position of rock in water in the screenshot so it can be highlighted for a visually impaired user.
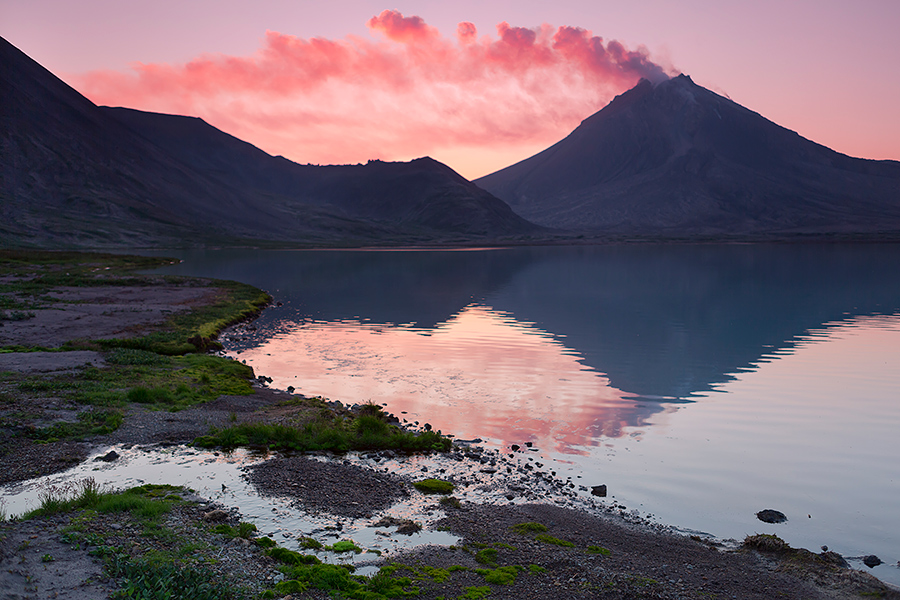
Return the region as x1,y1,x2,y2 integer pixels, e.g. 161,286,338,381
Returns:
863,555,883,568
756,509,788,524
95,450,119,462
591,485,608,497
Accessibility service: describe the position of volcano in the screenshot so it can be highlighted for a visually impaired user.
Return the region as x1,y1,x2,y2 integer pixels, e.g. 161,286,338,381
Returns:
476,75,900,236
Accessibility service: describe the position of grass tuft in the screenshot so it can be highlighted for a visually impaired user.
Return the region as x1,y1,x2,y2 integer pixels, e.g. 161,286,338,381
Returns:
413,478,455,494
511,522,548,534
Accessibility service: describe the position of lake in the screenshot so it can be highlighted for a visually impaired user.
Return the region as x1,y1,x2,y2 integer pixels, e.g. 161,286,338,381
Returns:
152,243,900,585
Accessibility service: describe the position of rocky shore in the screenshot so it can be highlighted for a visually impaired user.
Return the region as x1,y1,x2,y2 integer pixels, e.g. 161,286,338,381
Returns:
1,252,897,599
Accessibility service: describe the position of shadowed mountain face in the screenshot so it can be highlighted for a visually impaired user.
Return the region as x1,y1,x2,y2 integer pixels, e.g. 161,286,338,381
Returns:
0,37,537,248
476,75,900,235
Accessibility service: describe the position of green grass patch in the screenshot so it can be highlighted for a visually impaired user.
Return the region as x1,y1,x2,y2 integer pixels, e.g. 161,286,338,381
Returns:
23,480,180,522
412,478,455,494
299,536,323,550
476,565,521,585
327,540,362,553
268,547,321,565
105,552,240,600
510,522,548,534
528,564,547,574
11,352,255,415
460,586,491,600
475,548,498,566
194,412,452,454
534,534,575,548
28,409,123,442
586,545,612,556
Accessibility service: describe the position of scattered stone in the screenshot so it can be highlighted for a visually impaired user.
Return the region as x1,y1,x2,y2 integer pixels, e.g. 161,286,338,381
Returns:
203,509,230,522
95,450,119,462
863,555,883,568
591,485,607,497
511,444,520,451
756,509,787,523
373,516,421,535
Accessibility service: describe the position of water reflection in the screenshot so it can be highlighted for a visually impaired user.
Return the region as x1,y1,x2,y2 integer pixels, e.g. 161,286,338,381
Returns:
229,304,669,452
158,244,900,403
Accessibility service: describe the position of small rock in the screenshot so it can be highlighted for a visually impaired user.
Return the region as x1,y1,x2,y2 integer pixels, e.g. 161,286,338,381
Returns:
756,509,787,524
203,509,229,522
396,521,422,535
95,450,119,462
511,444,520,451
591,485,608,497
863,555,883,568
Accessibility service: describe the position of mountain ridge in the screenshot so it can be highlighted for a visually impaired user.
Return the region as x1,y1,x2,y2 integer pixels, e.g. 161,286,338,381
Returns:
0,36,539,248
476,74,900,235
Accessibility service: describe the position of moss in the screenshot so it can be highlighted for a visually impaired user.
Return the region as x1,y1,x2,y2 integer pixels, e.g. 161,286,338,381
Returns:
460,586,491,600
586,545,612,556
413,478,455,494
327,540,362,553
535,534,575,548
439,495,461,508
510,522,547,534
298,536,323,550
268,547,321,566
28,409,123,442
475,548,498,566
476,565,521,585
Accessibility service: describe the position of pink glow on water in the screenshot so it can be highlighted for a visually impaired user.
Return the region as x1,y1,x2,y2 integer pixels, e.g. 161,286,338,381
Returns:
232,305,667,453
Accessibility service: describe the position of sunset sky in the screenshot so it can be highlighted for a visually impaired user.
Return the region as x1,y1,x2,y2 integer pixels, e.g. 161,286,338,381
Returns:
3,0,899,179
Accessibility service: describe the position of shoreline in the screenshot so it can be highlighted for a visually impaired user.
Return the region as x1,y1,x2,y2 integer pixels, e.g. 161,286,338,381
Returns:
0,250,897,598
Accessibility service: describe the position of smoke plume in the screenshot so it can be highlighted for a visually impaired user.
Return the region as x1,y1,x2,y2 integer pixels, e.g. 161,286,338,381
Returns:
75,10,673,178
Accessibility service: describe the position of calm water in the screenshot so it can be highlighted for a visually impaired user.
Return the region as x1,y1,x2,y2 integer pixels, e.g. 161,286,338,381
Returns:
152,244,900,585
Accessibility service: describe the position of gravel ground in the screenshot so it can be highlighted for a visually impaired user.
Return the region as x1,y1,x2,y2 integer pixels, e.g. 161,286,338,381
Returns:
249,454,410,519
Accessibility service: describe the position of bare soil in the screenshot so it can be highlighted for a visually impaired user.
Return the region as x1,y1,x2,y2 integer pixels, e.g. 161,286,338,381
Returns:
0,284,217,349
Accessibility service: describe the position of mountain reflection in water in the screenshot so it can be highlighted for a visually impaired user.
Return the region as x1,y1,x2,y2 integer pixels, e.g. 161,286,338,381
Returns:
156,243,900,449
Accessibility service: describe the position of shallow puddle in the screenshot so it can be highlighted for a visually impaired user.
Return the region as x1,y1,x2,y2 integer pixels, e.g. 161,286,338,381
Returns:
0,443,615,574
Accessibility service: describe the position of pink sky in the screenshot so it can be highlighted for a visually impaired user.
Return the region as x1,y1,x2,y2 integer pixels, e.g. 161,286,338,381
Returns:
3,0,899,179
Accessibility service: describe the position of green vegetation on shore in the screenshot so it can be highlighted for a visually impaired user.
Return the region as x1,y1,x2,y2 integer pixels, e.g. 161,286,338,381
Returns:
0,250,266,445
413,478,455,494
194,402,452,454
0,249,271,355
19,480,246,599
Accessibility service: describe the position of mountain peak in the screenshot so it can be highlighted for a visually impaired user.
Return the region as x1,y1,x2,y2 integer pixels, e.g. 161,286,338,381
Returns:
475,75,900,236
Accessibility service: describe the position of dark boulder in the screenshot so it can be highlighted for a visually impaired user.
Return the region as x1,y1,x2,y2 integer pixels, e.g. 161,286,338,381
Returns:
756,509,787,524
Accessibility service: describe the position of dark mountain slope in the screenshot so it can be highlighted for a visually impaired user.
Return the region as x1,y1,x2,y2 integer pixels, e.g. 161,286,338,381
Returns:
1,37,537,248
476,75,900,235
102,108,537,237
0,37,293,247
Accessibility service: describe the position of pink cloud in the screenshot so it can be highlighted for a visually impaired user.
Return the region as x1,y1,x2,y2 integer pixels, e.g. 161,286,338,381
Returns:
74,12,674,178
